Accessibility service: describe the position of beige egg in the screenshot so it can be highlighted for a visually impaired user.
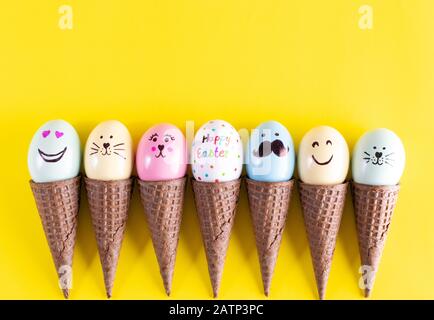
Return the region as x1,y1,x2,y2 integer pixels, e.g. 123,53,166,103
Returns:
298,126,349,185
84,120,133,181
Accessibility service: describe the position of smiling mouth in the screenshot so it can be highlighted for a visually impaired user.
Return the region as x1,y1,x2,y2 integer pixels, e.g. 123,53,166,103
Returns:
38,147,67,163
312,154,333,166
155,151,166,158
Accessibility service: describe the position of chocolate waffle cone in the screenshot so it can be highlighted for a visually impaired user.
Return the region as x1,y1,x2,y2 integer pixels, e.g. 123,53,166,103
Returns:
137,176,187,296
245,178,294,296
30,175,81,299
192,179,241,298
84,177,133,298
298,181,348,300
351,182,399,298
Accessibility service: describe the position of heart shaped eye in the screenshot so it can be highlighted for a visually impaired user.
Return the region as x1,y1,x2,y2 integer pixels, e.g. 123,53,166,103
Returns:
42,130,51,138
55,131,64,138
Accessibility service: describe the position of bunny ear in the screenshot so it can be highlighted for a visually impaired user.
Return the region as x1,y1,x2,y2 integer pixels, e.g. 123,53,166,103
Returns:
42,130,51,138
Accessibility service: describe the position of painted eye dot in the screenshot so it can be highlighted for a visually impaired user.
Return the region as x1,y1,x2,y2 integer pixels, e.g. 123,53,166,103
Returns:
151,146,156,152
168,147,173,152
275,132,279,136
373,146,377,149
312,141,319,148
382,147,386,150
164,137,169,143
326,140,332,146
261,133,265,138
153,137,157,142
110,135,113,139
100,136,103,139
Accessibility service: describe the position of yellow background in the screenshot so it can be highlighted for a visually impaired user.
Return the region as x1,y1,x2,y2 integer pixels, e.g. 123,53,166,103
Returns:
0,0,433,299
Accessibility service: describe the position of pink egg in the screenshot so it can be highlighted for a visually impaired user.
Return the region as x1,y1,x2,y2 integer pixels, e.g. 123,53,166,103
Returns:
136,123,187,181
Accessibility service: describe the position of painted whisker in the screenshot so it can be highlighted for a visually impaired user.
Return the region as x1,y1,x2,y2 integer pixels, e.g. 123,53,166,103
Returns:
113,143,125,147
114,152,126,159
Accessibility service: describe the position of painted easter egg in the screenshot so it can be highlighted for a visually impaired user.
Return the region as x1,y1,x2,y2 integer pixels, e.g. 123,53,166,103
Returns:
84,120,133,181
136,123,187,181
28,120,81,183
352,128,405,186
191,120,243,182
246,121,295,182
298,126,349,185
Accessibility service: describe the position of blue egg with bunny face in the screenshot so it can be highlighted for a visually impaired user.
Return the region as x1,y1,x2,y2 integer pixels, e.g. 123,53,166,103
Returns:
246,121,295,182
352,128,405,186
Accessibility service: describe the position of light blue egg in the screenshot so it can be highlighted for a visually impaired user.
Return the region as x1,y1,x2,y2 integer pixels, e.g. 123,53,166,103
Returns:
246,121,295,182
28,120,81,183
352,128,405,186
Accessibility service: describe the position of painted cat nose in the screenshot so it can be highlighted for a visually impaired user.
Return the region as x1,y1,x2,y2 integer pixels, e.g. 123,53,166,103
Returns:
158,144,164,151
375,152,383,158
103,143,110,149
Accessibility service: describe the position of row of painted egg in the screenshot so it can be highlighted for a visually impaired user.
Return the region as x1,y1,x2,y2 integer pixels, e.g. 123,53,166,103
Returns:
28,120,405,186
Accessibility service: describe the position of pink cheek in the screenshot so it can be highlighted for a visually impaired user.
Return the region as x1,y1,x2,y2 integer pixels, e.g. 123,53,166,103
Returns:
151,146,156,152
168,147,173,152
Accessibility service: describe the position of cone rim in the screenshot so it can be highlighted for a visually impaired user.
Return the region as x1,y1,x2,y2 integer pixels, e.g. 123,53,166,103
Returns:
29,174,81,186
137,175,188,185
191,177,242,186
84,176,134,184
245,177,295,188
298,180,349,188
351,180,400,190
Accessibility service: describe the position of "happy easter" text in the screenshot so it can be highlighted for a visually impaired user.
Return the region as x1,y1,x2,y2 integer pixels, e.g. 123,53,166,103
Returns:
196,134,231,158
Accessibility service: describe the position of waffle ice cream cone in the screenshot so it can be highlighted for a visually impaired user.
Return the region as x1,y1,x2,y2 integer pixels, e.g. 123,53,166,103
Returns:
351,182,399,297
30,175,81,299
298,181,348,300
192,178,241,298
84,177,133,298
137,176,187,296
245,178,294,296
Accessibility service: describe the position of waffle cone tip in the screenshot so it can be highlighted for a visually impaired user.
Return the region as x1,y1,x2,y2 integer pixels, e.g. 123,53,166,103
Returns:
105,283,113,299
262,278,271,297
164,279,172,296
364,288,371,298
62,288,69,299
317,277,327,300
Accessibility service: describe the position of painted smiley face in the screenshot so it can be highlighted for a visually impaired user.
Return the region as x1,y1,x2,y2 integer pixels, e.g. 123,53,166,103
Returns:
352,128,405,186
28,120,81,183
298,126,349,185
311,139,334,165
247,121,295,182
37,130,68,162
136,124,187,181
84,120,133,181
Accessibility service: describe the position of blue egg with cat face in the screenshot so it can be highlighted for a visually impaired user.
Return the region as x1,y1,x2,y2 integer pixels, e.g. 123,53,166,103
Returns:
246,121,295,182
352,128,405,186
